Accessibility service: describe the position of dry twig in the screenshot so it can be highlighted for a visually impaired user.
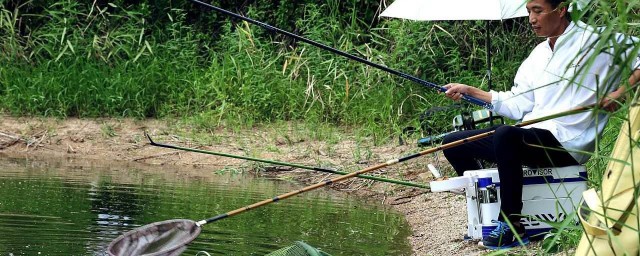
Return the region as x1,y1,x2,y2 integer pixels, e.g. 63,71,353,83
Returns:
0,131,22,149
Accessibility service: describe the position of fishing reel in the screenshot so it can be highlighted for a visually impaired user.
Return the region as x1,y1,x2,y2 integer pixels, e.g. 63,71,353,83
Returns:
416,107,504,147
452,111,476,131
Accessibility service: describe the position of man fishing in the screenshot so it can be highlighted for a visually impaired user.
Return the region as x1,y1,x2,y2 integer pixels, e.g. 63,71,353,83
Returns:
440,0,640,249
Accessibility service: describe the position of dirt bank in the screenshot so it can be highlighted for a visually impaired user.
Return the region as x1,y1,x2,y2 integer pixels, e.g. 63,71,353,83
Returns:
1,116,502,255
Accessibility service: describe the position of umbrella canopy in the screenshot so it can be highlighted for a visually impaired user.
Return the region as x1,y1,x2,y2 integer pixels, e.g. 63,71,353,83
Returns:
380,0,528,21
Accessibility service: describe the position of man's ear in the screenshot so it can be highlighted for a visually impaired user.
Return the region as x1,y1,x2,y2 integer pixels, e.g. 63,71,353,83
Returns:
558,5,568,18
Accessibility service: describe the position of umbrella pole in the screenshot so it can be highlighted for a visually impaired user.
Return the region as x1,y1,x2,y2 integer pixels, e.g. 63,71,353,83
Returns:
486,20,495,126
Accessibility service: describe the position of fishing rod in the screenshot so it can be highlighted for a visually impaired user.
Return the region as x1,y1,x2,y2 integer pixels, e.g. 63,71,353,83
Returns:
145,132,430,189
107,105,594,256
187,0,491,109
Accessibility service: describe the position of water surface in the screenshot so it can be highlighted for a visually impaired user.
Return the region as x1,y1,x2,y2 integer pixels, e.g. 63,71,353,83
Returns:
0,156,411,255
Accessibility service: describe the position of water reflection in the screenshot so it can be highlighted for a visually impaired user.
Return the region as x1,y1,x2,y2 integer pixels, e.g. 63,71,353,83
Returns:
0,156,411,255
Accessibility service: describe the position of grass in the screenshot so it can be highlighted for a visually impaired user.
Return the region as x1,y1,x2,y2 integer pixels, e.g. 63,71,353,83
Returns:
100,122,118,138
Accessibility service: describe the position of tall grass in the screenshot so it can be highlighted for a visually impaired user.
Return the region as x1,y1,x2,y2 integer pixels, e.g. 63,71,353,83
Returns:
0,1,206,118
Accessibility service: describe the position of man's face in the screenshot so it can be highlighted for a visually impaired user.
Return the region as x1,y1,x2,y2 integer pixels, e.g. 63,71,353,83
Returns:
526,0,568,38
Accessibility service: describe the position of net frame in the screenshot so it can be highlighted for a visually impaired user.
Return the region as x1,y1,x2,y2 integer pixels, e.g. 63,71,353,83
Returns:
108,219,201,256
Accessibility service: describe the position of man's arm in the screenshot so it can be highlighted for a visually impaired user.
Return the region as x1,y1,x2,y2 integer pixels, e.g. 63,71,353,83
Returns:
601,68,640,112
443,83,492,103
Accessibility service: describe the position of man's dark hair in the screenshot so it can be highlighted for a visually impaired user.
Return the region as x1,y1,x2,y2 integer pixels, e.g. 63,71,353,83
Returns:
546,0,572,20
546,0,569,9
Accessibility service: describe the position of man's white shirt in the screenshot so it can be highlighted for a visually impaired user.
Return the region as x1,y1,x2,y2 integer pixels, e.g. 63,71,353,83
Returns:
489,21,639,163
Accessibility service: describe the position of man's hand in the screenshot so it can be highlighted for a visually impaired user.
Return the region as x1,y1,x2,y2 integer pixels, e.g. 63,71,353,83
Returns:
443,83,471,101
443,83,493,103
600,89,625,112
601,69,640,112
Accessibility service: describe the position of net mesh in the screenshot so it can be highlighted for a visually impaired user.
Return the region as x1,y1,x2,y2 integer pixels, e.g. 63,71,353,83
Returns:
265,241,332,256
107,219,201,256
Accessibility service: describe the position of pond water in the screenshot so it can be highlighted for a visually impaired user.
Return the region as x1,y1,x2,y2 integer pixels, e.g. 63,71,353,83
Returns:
0,156,412,256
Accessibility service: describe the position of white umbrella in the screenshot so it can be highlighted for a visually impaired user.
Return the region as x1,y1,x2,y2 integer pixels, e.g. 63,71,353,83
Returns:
380,0,528,21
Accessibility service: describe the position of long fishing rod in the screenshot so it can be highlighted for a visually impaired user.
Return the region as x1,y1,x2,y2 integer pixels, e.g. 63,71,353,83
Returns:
145,133,429,189
188,0,491,109
107,105,593,256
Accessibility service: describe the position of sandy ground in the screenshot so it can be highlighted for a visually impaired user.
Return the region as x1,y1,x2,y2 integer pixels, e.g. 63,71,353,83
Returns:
0,116,532,256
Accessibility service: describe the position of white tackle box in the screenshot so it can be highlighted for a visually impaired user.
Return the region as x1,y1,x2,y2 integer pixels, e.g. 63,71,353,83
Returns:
430,165,588,240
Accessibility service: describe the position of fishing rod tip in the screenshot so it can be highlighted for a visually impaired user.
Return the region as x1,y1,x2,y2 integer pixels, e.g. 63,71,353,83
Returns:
144,131,155,145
